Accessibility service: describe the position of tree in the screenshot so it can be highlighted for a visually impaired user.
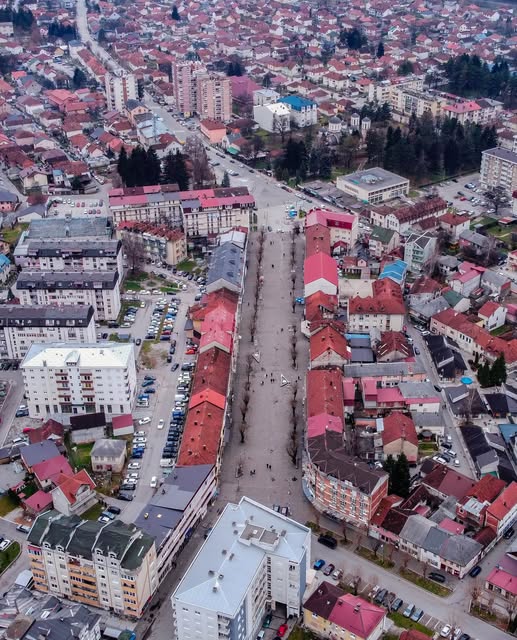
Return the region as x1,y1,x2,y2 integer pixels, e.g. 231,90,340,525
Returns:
227,57,245,77
117,147,129,185
272,113,290,143
146,148,161,185
171,5,180,20
137,78,144,100
393,453,411,498
397,60,414,76
485,185,507,214
184,135,214,187
365,129,384,164
382,454,396,494
70,176,82,192
162,150,190,190
122,234,143,274
252,134,265,159
72,67,88,89
344,28,367,50
221,171,230,188
491,354,507,386
376,41,385,58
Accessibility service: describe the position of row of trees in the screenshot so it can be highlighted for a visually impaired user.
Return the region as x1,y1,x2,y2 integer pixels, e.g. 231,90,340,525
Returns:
48,20,77,41
477,354,507,388
117,147,190,189
273,139,332,183
339,27,367,50
444,54,514,100
0,7,34,30
365,112,498,180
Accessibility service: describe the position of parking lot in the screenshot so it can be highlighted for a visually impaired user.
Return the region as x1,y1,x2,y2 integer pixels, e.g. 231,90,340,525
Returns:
47,194,109,218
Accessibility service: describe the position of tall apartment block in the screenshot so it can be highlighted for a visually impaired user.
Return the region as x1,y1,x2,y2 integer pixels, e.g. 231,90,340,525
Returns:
197,75,232,123
480,138,517,196
105,70,138,112
28,511,158,619
172,497,310,640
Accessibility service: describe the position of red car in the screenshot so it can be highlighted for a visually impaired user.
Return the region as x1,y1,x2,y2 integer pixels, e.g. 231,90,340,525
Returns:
277,624,288,638
186,348,196,355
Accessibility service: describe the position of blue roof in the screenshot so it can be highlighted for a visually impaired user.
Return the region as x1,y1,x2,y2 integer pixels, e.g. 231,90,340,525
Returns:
279,95,316,111
499,423,517,445
0,254,11,267
379,259,407,284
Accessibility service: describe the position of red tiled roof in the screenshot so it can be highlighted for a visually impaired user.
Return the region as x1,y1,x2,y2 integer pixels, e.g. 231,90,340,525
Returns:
177,401,224,466
112,413,133,431
349,279,405,316
328,594,385,638
310,325,350,361
32,455,72,485
423,464,476,500
305,292,338,323
191,347,231,398
464,475,506,504
28,419,64,444
307,368,344,419
54,469,95,505
23,490,53,513
382,412,418,447
304,252,338,286
487,482,517,522
307,413,343,438
377,331,411,359
478,300,500,318
306,223,331,258
486,566,517,597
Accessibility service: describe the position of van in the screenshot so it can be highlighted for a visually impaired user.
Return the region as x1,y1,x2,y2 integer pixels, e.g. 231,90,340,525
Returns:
318,534,337,549
150,476,158,488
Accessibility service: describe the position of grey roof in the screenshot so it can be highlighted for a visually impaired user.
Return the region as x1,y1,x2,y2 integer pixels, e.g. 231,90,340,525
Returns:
412,412,443,428
459,229,489,248
398,381,437,399
206,242,244,291
483,146,517,164
422,526,449,554
173,497,310,617
66,519,104,559
411,295,450,319
21,441,60,468
338,167,408,192
91,438,126,460
437,255,459,268
17,270,119,290
22,239,120,258
0,189,18,202
399,514,435,547
344,361,427,378
0,305,94,328
26,217,113,240
439,534,483,566
135,464,214,549
482,269,508,288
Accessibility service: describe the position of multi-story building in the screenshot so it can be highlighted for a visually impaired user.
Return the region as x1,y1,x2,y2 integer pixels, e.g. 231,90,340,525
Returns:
403,232,437,274
108,185,183,226
27,510,158,618
116,222,187,265
337,168,409,205
173,61,207,116
17,271,121,321
14,239,123,273
21,342,136,423
171,497,310,640
480,141,517,196
253,102,291,133
348,279,406,332
278,95,318,128
196,75,232,123
370,197,447,234
105,71,138,112
389,87,447,119
0,305,96,361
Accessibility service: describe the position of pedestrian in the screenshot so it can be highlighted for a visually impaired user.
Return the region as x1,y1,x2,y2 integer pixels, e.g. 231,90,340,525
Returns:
272,264,274,268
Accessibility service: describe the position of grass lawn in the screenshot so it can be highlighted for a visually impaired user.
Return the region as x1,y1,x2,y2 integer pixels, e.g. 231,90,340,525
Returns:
161,286,178,294
124,281,143,291
176,259,195,273
418,442,438,453
356,546,395,569
486,224,516,244
1,223,28,246
0,541,20,575
68,443,93,470
399,567,451,597
0,493,18,517
470,604,498,623
287,627,317,640
82,503,104,521
388,612,433,637
490,324,512,337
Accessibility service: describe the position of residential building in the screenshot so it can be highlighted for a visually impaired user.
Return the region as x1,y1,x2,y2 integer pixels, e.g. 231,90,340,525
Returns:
438,212,470,241
199,119,227,145
348,280,405,332
480,143,517,196
253,102,291,133
442,100,481,125
116,222,187,266
486,482,517,536
51,469,97,517
20,343,137,423
196,75,232,124
27,510,158,618
16,271,121,321
108,185,183,226
379,412,418,463
310,325,351,369
370,197,447,234
368,226,399,259
0,189,19,211
304,252,338,298
279,95,318,127
304,582,386,640
305,209,358,254
403,232,437,274
253,88,280,106
337,168,409,205
478,301,506,331
389,87,447,119
90,439,127,473
105,71,138,112
0,305,96,361
171,497,310,640
69,412,106,444
172,61,207,116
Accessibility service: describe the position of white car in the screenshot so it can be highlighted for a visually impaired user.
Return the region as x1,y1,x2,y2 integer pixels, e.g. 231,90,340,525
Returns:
134,437,147,444
128,462,141,470
134,430,146,436
157,419,165,430
125,472,139,480
150,476,158,488
440,625,451,638
138,417,151,425
0,539,11,551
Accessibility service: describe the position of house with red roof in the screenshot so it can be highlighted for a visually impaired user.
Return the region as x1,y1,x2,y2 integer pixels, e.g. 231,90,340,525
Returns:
27,418,64,445
305,208,358,253
456,475,506,528
486,482,517,536
22,490,53,516
485,552,517,605
51,469,97,517
304,252,338,298
310,325,351,369
380,411,418,463
375,331,412,362
112,413,134,437
303,582,386,640
438,211,470,240
306,223,331,258
199,119,227,145
348,280,405,332
32,455,73,490
177,401,225,472
478,300,506,332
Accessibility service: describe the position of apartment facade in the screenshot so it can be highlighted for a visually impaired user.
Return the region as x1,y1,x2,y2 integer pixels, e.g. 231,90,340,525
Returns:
105,71,138,112
0,305,96,361
173,61,208,116
117,222,187,266
403,232,438,274
197,75,232,123
172,497,310,640
108,186,183,226
21,342,137,423
480,144,517,196
28,511,158,619
16,271,121,321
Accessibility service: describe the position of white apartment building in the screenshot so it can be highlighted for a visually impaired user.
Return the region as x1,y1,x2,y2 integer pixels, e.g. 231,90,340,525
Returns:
480,142,517,196
172,497,310,640
108,187,183,226
28,511,158,619
105,71,138,112
404,232,438,274
0,305,96,361
253,102,291,133
16,271,121,321
14,239,123,273
21,342,137,423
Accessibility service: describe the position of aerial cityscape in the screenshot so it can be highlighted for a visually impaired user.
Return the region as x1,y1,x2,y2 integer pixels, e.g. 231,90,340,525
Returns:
0,0,515,640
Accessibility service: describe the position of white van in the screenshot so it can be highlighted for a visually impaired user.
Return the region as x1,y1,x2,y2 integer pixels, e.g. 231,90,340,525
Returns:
150,476,157,488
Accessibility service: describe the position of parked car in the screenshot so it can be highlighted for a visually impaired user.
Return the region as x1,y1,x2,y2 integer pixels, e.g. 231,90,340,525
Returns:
117,492,134,501
504,527,515,540
391,598,403,612
107,505,121,515
469,565,482,578
318,534,337,549
276,624,288,638
410,608,423,622
332,568,343,580
403,604,415,618
440,624,452,638
323,563,335,576
139,417,151,425
313,559,325,570
374,589,387,605
429,572,446,583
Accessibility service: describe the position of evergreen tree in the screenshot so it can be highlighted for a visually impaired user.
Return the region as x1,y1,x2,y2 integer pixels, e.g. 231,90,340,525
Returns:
394,453,411,498
171,5,180,20
397,60,414,76
382,454,396,494
173,152,190,191
478,362,490,387
318,150,332,180
72,67,88,89
345,28,367,50
117,147,129,185
376,41,385,58
491,354,507,386
221,171,230,188
145,148,161,185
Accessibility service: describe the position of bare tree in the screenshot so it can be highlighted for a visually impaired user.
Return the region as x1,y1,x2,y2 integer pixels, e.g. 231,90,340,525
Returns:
239,419,248,444
122,234,143,274
184,135,214,188
272,113,290,143
485,184,508,214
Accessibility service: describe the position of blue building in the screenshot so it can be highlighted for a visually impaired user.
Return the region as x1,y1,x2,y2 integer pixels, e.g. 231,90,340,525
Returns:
278,95,318,127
